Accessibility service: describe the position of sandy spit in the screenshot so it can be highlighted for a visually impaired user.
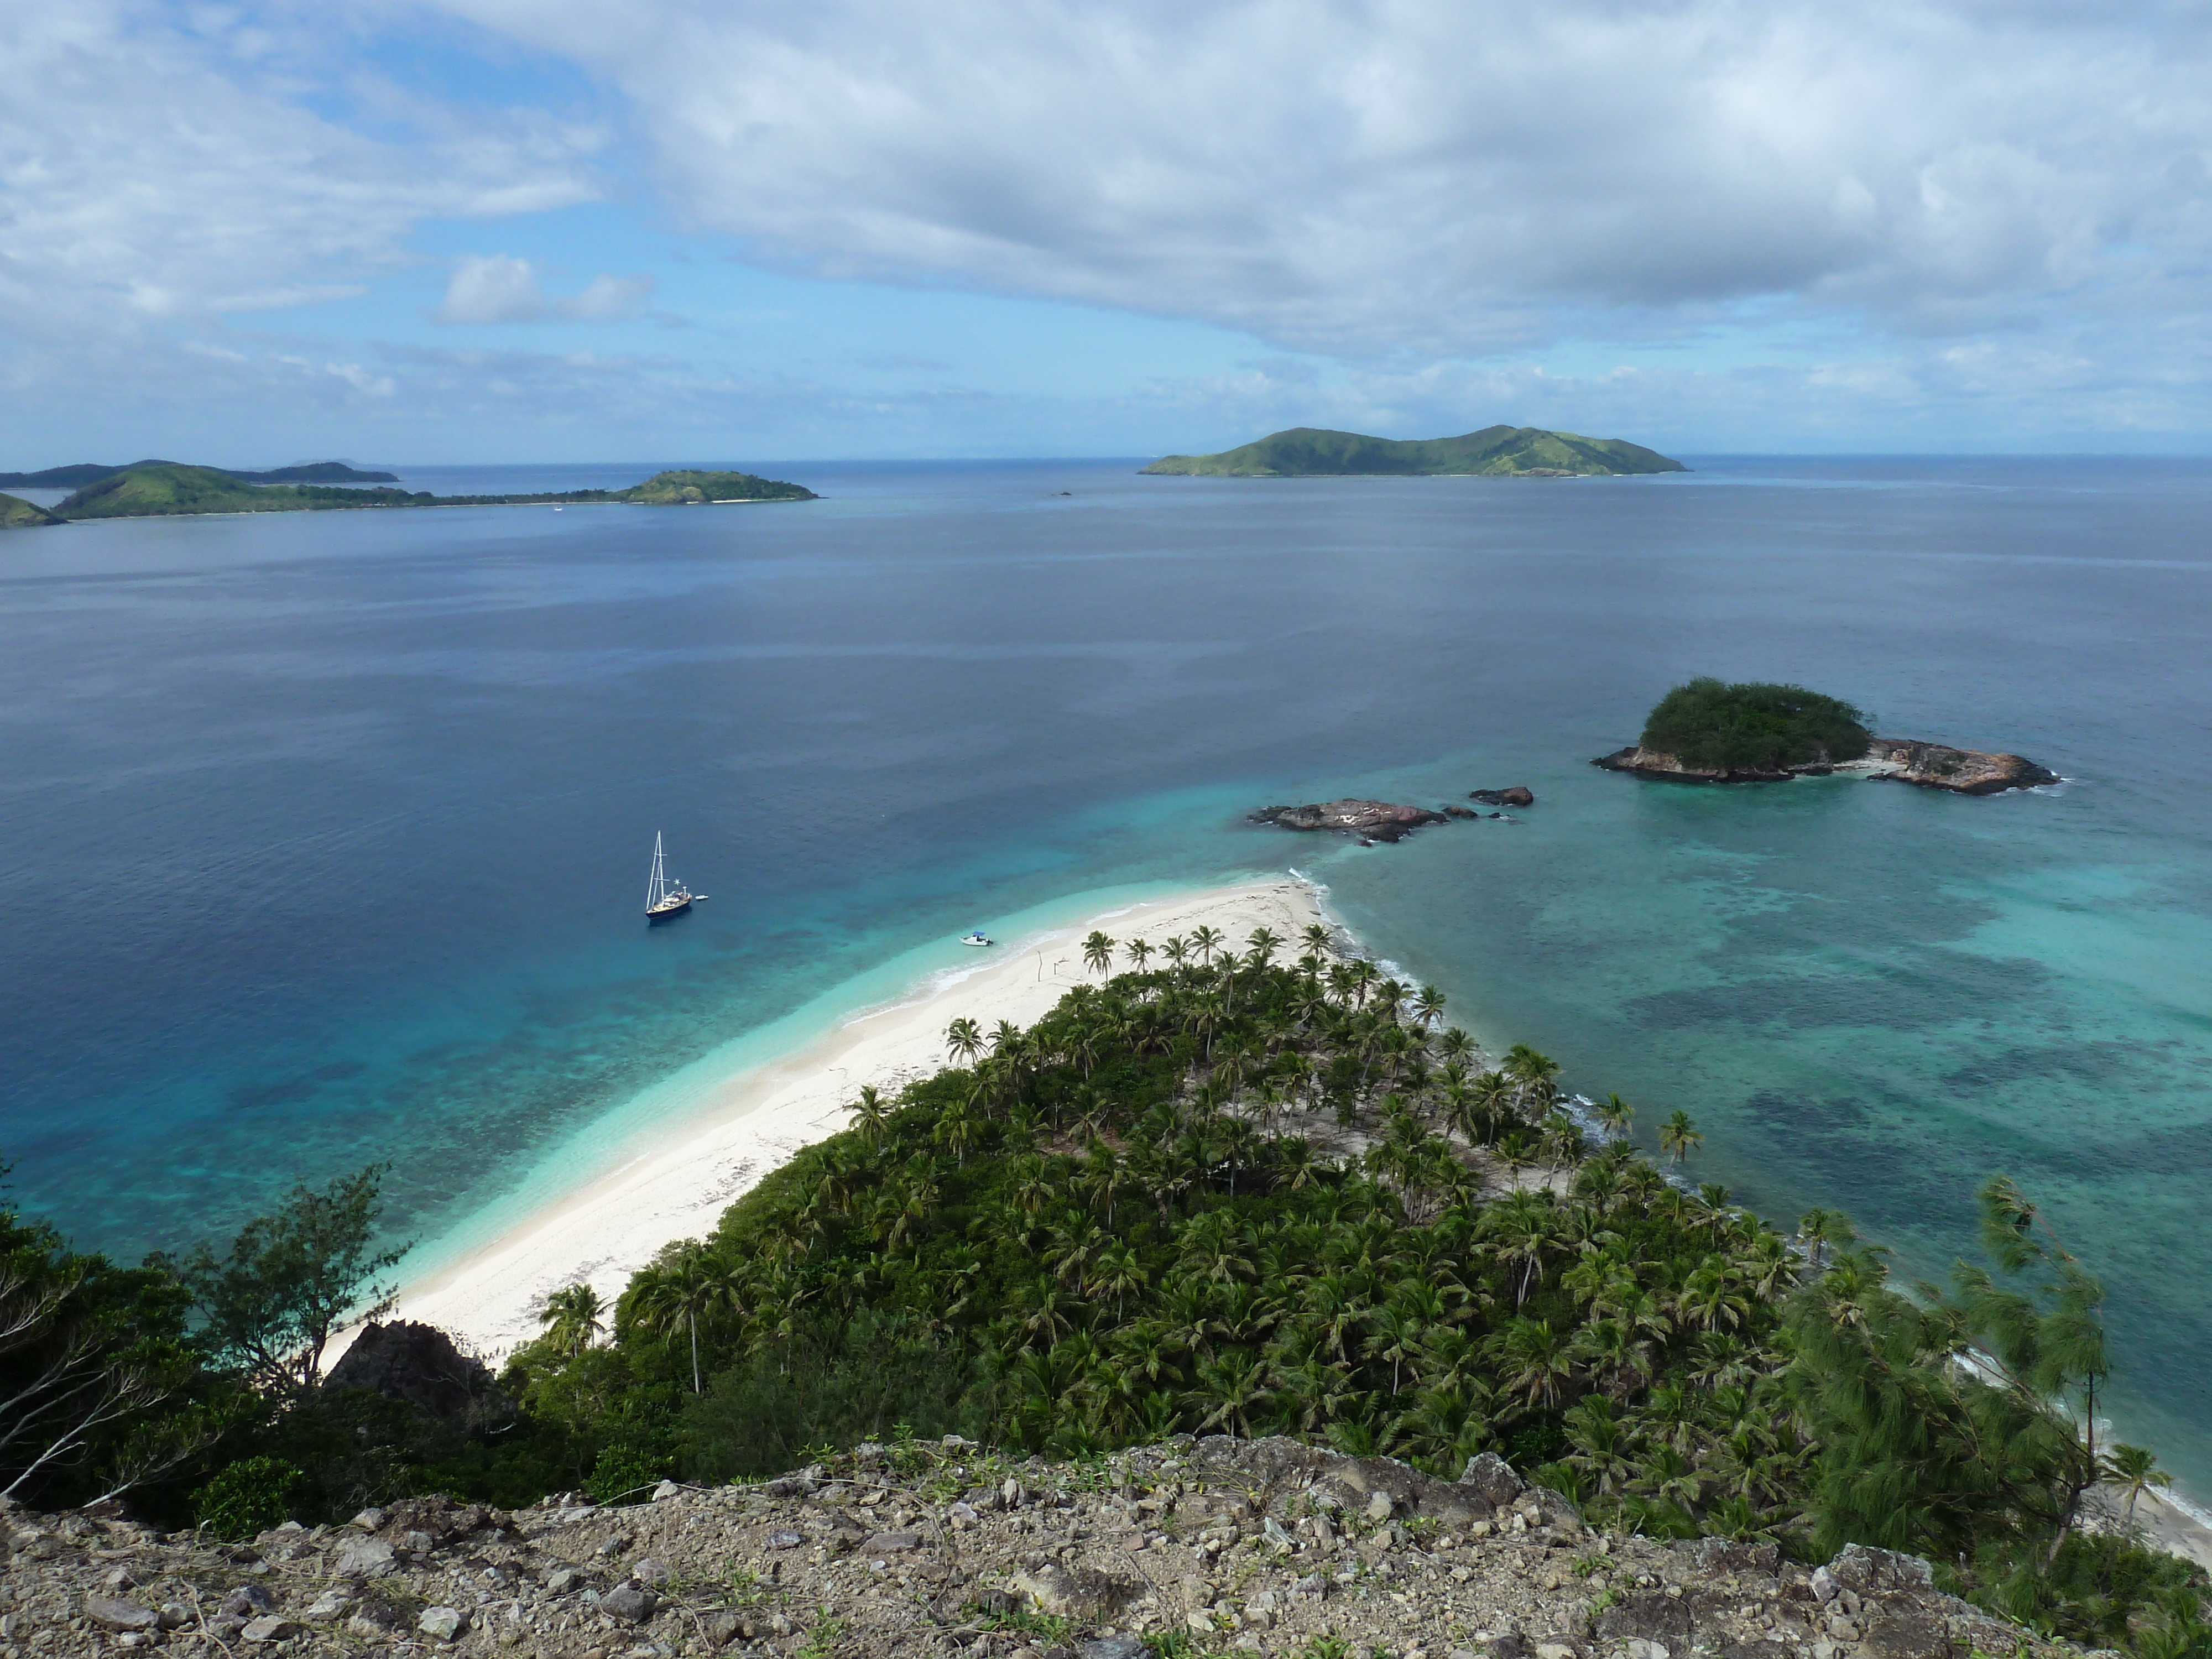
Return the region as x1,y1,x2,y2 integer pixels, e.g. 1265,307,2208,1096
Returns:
337,878,1328,1365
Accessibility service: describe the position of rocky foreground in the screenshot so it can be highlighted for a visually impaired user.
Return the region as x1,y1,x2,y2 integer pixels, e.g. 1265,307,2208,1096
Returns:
14,1436,2093,1659
1593,739,2056,795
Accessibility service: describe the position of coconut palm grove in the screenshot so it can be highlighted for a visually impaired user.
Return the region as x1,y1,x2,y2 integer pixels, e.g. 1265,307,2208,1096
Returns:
5,927,2209,1654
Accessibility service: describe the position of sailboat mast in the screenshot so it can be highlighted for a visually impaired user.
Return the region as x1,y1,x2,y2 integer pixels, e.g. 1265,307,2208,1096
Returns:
648,832,665,907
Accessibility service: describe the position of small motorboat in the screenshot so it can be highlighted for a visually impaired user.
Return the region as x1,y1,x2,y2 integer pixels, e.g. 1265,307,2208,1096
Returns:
959,931,993,947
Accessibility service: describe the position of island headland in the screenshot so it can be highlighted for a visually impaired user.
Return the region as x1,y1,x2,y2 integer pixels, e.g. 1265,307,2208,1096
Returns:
1595,677,2058,795
0,491,62,529
1141,424,1687,478
23,462,818,521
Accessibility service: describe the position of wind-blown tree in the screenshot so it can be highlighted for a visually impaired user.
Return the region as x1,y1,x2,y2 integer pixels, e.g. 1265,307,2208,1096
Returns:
1658,1110,1703,1166
180,1165,408,1398
0,1211,213,1507
2103,1443,2172,1524
945,1017,983,1066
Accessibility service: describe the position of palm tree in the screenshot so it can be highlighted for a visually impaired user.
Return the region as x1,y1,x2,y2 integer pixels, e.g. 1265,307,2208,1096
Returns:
1190,924,1223,966
539,1282,605,1357
1658,1109,1703,1166
849,1083,891,1146
1489,1316,1573,1408
1082,931,1115,975
1796,1208,1854,1270
1162,935,1189,969
1597,1092,1635,1141
2103,1443,2172,1523
1125,937,1155,971
1412,985,1447,1029
1301,923,1331,956
1246,926,1283,967
945,1016,983,1066
630,1245,735,1394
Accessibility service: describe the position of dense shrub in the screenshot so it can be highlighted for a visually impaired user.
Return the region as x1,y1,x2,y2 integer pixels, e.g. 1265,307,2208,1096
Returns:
192,1455,301,1538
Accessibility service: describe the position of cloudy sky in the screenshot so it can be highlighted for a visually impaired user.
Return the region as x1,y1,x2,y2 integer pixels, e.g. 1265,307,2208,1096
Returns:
5,0,2211,463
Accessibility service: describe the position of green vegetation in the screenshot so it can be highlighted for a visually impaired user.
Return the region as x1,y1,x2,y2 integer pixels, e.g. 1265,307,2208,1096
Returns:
1,935,2206,1653
1140,425,1686,478
50,463,817,520
54,465,425,518
1640,677,1872,770
0,492,61,528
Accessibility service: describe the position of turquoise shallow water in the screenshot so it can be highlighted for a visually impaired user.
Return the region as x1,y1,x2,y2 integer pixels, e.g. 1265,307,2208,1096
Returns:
4,456,2211,1493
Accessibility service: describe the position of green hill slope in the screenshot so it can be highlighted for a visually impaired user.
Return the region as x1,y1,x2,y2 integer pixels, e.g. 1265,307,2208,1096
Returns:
0,492,62,528
1141,424,1686,477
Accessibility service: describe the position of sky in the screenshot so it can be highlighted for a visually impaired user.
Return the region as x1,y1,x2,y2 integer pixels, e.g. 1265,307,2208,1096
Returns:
4,0,2212,463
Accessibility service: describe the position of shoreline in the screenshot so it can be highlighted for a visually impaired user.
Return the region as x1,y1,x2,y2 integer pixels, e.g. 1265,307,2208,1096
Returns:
322,864,2212,1574
333,875,1329,1366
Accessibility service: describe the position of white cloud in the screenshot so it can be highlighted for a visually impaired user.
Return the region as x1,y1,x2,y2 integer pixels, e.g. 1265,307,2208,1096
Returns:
0,2,602,346
434,256,655,323
434,0,2212,358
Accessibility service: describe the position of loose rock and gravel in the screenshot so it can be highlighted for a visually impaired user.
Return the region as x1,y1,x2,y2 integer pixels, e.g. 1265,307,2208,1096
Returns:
5,1436,2099,1659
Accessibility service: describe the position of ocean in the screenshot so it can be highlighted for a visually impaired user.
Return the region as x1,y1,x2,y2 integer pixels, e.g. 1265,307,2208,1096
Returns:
4,455,2211,1490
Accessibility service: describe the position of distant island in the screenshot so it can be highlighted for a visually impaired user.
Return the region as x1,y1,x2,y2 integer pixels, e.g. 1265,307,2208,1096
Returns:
24,463,817,523
1595,677,2057,794
1140,424,1687,478
0,460,400,488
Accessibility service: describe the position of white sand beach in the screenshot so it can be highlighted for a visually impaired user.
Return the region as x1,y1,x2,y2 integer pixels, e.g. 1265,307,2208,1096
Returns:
348,878,1328,1364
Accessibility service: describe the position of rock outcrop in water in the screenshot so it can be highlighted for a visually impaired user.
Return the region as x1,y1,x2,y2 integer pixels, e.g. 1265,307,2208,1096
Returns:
1594,738,2057,795
1471,786,1535,807
4,1435,2096,1659
1862,737,2060,795
1251,799,1451,842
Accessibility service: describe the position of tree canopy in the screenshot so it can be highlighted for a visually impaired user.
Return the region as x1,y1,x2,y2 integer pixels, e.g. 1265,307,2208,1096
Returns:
1640,678,1872,770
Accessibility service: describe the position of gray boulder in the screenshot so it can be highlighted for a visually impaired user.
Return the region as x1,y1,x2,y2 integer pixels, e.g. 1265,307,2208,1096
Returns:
84,1596,159,1631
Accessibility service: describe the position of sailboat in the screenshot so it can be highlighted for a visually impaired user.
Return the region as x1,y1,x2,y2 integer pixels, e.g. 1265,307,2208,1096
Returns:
644,832,702,921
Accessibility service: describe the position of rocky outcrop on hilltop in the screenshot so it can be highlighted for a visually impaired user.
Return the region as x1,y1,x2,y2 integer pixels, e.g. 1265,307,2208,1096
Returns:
1594,739,2057,795
1863,738,2059,796
1252,800,1451,842
326,1321,508,1423
9,1436,2092,1659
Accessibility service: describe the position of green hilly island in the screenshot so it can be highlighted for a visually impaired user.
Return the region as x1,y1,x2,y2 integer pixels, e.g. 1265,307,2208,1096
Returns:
0,492,62,529
1142,424,1686,478
45,463,816,520
0,460,400,488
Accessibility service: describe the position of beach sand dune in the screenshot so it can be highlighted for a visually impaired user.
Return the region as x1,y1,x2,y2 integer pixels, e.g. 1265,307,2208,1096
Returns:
349,878,1327,1363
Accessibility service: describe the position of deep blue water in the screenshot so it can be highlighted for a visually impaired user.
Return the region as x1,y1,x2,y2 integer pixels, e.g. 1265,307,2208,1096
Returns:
6,456,2212,1488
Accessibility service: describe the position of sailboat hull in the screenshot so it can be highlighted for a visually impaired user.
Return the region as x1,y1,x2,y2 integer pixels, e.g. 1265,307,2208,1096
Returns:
646,896,692,922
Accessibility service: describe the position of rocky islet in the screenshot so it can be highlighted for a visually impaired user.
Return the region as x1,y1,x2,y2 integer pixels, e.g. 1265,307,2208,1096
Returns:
1593,738,2057,795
